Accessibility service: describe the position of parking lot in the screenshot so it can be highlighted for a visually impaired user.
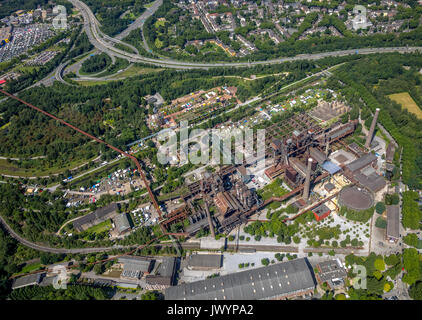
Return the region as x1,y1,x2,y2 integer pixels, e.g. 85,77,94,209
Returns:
0,24,55,62
72,166,145,199
25,50,58,66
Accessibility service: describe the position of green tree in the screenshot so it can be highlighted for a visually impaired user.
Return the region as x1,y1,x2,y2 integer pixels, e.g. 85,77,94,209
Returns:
141,290,162,300
410,281,422,300
261,258,270,266
375,202,386,214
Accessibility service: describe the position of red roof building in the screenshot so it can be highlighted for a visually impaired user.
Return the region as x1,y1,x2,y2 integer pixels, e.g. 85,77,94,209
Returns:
312,204,331,221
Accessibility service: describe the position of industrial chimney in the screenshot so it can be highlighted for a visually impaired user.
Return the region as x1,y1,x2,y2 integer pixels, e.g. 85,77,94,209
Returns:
325,138,330,157
201,180,215,238
365,108,380,149
303,158,313,202
204,199,215,238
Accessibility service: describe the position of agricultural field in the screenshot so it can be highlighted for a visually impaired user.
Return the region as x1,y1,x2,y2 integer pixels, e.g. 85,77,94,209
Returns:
388,92,422,119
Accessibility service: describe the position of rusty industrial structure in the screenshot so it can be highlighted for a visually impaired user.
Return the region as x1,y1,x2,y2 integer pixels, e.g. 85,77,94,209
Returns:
158,114,359,236
365,108,380,149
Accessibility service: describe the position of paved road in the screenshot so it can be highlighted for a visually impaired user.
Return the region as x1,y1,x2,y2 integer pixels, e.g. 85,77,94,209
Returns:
0,214,136,254
70,0,422,69
0,156,46,160
114,0,163,44
47,155,114,192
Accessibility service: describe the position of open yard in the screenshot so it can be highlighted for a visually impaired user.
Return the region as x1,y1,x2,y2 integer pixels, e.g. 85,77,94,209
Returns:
83,219,112,235
109,65,163,79
257,178,289,201
0,156,96,178
388,92,422,119
13,262,43,276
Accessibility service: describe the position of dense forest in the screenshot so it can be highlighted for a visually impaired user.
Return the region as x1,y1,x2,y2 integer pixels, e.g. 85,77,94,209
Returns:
0,56,344,171
332,53,422,190
0,0,73,19
0,227,18,299
9,284,110,300
0,183,155,248
0,0,48,19
80,53,111,74
83,0,149,36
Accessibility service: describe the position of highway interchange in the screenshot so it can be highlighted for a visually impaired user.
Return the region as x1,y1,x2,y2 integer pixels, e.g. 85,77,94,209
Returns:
0,0,421,284
69,0,422,70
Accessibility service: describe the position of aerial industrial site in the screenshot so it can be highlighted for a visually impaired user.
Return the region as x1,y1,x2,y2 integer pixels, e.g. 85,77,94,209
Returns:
0,0,421,308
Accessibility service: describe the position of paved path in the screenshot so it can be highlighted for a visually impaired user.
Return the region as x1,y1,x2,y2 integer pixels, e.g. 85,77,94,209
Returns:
0,214,135,254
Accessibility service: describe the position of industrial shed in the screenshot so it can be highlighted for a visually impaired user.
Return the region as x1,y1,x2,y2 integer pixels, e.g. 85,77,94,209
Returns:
146,257,177,289
118,256,152,280
165,258,316,300
12,273,45,290
113,213,132,235
73,203,119,232
386,205,400,243
187,254,223,270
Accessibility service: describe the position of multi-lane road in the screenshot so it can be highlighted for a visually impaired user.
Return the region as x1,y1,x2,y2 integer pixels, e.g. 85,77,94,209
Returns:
69,0,422,70
114,0,163,43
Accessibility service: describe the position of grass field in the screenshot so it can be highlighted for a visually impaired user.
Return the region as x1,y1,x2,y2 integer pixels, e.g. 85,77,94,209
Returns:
109,65,163,79
258,178,289,201
388,92,422,119
13,262,43,277
76,80,110,86
84,219,112,235
155,20,166,28
0,151,99,177
0,122,10,130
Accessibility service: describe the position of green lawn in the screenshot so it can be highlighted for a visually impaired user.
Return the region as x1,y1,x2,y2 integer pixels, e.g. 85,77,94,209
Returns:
75,80,110,86
155,20,166,28
157,186,189,202
258,178,289,201
13,262,43,277
109,65,163,79
84,219,112,235
0,154,98,177
0,122,10,130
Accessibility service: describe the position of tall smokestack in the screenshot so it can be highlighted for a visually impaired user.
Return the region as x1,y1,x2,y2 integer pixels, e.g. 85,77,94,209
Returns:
283,142,289,166
325,139,330,157
365,108,380,149
303,158,313,202
203,199,215,238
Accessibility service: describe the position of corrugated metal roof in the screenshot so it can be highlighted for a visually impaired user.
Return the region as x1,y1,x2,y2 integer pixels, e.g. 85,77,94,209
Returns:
73,203,118,231
12,273,45,290
322,161,341,174
353,171,386,193
345,153,377,173
118,256,151,274
114,213,131,233
386,205,400,240
187,254,222,269
165,258,316,300
310,147,326,164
